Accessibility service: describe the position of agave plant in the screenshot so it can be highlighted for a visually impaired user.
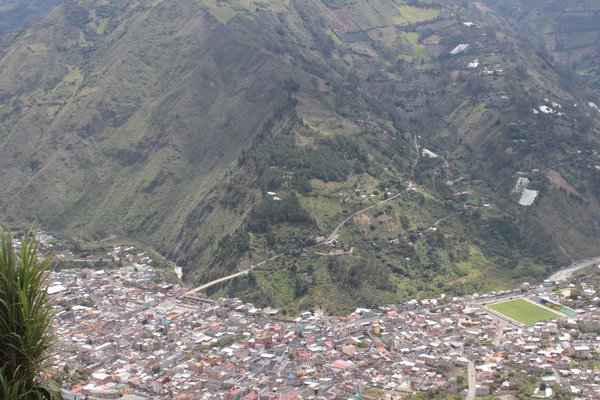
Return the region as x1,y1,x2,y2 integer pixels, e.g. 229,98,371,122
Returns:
0,232,62,399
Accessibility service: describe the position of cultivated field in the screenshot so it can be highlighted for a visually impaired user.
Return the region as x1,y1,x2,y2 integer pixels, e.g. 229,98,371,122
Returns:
488,299,561,325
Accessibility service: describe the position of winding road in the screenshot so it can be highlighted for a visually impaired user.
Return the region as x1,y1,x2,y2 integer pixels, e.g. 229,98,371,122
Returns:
184,253,284,296
322,133,423,244
325,192,402,243
185,191,407,296
184,188,469,296
432,212,462,227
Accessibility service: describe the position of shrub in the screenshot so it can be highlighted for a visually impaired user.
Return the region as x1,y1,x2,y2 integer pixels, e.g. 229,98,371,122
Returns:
0,232,61,399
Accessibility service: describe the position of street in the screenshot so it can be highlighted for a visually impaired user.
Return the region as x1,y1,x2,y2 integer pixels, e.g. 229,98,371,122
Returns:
466,360,477,400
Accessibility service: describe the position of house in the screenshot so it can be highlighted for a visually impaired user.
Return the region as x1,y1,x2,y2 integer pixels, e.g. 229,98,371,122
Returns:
573,345,591,358
450,44,469,55
475,385,490,396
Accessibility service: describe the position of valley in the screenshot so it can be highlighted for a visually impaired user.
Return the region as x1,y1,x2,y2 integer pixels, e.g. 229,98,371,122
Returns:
35,229,600,399
7,227,597,399
1,1,600,399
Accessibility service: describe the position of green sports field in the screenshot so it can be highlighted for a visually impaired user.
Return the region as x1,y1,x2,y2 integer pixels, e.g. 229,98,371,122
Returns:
488,299,562,324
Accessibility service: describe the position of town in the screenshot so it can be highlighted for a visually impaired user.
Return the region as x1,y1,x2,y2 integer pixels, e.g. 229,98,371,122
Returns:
24,232,600,400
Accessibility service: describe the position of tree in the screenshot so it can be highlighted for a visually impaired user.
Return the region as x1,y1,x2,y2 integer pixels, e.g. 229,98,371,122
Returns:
0,232,62,399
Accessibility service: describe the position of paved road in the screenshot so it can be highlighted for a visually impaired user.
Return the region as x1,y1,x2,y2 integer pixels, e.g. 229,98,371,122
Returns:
492,319,507,347
553,367,562,385
184,191,404,296
326,192,402,243
432,212,462,227
187,270,250,294
312,248,354,256
184,254,284,296
547,256,600,281
466,360,477,400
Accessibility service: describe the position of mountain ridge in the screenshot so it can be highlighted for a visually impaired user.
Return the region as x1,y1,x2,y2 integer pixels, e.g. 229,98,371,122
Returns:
0,0,599,313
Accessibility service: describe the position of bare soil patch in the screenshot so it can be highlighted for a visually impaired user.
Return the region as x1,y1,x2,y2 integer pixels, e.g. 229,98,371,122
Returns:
546,169,583,198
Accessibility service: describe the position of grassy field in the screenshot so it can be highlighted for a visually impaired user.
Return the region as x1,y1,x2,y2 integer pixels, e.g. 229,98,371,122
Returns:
393,5,440,25
488,299,561,324
96,18,110,35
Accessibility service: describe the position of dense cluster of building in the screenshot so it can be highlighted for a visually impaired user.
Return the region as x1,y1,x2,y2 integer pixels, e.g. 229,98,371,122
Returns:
43,245,600,400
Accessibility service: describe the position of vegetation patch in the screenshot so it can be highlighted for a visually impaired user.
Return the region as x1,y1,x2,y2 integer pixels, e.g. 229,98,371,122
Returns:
26,43,48,52
247,194,313,233
96,17,110,35
46,105,61,118
248,133,369,190
394,5,440,25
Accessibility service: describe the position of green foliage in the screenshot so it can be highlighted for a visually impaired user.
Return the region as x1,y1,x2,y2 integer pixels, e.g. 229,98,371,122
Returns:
252,134,368,184
228,230,250,253
63,0,91,28
471,216,523,261
327,256,394,291
247,193,313,233
217,335,234,347
404,391,463,400
291,173,312,194
292,0,334,57
0,370,53,400
0,232,61,399
211,230,251,273
293,276,310,298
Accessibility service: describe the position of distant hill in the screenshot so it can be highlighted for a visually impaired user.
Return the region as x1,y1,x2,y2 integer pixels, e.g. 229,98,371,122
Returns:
0,0,61,36
484,0,600,89
0,0,599,313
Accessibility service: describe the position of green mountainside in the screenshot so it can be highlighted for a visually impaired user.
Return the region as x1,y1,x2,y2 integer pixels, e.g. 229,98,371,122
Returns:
0,0,599,313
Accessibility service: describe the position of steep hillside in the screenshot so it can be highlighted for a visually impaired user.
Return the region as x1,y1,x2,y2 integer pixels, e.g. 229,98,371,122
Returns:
0,0,599,313
483,0,600,89
0,0,299,254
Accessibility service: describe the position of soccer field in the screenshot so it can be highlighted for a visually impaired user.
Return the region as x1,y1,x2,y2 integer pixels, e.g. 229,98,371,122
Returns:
488,299,561,324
